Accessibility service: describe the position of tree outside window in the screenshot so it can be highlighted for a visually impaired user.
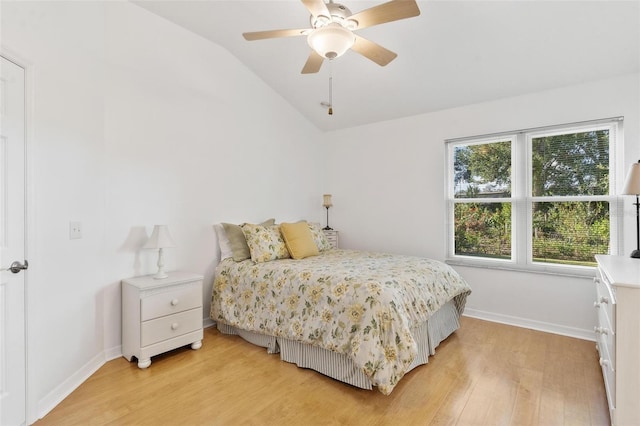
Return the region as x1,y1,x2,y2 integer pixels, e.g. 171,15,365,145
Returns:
448,120,618,271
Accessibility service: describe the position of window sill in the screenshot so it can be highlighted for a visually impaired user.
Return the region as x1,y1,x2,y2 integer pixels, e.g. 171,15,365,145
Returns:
445,257,597,279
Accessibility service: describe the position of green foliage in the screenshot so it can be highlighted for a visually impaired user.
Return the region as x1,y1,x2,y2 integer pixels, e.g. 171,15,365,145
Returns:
454,203,511,258
453,130,610,265
454,141,511,198
532,201,609,264
531,130,609,196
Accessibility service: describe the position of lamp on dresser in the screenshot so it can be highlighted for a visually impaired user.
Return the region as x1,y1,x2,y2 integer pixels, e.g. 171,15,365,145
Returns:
622,160,640,258
322,194,333,230
143,225,176,278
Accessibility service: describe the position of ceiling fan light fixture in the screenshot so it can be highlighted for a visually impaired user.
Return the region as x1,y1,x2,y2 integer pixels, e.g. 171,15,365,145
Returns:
307,23,355,59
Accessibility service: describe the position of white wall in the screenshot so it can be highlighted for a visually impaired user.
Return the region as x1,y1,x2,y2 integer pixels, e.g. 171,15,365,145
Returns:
2,1,324,423
2,2,109,422
101,1,324,356
2,0,638,422
325,73,640,338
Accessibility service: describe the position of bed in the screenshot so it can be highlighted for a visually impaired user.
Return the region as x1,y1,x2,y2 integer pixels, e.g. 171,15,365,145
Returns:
210,222,471,395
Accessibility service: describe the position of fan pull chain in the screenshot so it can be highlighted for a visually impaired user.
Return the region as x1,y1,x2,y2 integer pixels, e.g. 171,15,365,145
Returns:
328,61,333,115
328,76,333,115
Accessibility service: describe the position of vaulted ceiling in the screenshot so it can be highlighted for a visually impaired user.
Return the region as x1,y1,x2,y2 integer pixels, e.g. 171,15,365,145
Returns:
134,0,640,131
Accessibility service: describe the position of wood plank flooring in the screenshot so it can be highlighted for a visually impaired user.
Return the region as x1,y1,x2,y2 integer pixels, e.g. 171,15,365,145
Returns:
35,317,610,425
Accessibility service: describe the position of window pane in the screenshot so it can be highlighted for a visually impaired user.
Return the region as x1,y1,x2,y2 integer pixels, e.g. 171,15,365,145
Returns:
532,130,609,196
453,141,511,198
532,201,609,266
454,202,511,259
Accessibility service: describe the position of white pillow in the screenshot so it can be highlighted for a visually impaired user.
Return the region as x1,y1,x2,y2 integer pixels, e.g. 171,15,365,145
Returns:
213,224,233,260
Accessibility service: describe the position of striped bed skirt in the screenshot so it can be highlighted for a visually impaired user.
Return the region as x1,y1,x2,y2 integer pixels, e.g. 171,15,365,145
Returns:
216,299,461,390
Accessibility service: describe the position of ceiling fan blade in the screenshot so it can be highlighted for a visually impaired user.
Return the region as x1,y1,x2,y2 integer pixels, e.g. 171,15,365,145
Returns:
301,50,324,74
349,0,420,30
352,35,397,66
301,0,330,18
243,28,310,41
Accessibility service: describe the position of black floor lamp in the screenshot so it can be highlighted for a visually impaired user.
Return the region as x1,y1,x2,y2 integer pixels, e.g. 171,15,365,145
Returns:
622,160,640,258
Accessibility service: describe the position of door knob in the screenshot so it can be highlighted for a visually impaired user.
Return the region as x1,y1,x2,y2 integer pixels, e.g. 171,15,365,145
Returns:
2,260,29,274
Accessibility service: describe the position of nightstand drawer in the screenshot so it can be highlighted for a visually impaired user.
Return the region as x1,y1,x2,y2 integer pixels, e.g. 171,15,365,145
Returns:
323,230,339,249
141,281,202,321
141,307,202,347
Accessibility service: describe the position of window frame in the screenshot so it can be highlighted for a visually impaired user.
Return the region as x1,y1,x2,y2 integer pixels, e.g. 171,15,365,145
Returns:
445,118,622,277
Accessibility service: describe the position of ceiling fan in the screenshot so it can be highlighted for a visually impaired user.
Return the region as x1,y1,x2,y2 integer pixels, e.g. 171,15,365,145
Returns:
242,0,421,74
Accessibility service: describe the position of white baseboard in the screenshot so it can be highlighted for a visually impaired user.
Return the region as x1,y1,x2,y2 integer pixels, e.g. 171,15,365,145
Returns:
36,318,216,422
36,351,106,422
203,318,215,329
104,345,122,361
38,315,587,423
463,308,595,342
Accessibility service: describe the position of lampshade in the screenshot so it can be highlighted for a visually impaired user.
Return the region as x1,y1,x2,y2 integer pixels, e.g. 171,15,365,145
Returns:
143,225,175,249
323,194,333,208
307,23,355,60
622,161,640,195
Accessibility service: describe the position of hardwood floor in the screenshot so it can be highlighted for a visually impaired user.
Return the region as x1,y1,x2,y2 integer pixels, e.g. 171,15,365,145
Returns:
35,317,609,425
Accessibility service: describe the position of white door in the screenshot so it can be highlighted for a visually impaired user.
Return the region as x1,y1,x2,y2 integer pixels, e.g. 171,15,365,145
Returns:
0,56,27,426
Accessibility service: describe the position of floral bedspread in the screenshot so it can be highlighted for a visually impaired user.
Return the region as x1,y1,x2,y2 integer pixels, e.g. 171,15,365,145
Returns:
210,249,471,394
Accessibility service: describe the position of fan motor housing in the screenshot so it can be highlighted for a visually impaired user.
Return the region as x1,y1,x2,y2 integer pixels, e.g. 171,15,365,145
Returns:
310,3,358,30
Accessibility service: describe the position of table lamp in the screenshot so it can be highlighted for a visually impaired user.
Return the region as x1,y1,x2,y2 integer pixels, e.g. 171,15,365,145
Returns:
143,225,176,278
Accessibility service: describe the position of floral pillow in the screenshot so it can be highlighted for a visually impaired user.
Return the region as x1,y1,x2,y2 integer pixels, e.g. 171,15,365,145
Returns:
222,218,275,261
308,222,332,251
242,223,290,263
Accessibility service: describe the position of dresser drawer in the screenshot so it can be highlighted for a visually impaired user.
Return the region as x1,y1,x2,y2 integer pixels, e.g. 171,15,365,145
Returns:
141,281,202,321
596,339,616,412
595,309,616,368
595,272,616,331
141,307,202,347
597,337,616,411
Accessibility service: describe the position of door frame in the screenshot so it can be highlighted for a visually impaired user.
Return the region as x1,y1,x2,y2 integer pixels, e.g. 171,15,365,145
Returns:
1,47,35,425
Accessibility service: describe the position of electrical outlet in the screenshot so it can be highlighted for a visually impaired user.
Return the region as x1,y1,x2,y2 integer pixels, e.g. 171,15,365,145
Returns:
69,221,82,239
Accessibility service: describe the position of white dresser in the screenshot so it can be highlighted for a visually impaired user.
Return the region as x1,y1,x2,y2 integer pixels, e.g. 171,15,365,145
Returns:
122,271,204,368
594,255,640,426
323,229,339,249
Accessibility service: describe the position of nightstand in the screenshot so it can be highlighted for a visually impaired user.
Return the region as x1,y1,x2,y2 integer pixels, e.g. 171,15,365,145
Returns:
323,229,339,249
122,271,203,368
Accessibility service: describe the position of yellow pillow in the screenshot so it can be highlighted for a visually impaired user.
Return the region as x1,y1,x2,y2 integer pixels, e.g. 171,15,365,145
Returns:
280,222,320,260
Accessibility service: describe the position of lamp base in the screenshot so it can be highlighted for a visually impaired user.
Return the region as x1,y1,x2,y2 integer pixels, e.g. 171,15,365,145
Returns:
631,249,640,259
323,226,333,230
153,247,169,279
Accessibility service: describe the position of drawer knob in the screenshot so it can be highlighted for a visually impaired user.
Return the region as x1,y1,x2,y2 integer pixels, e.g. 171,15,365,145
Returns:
171,322,179,330
593,301,600,308
598,296,609,304
599,357,610,368
171,299,179,306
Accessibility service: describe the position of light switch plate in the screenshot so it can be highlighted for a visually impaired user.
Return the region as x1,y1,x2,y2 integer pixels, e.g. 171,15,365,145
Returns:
70,221,82,239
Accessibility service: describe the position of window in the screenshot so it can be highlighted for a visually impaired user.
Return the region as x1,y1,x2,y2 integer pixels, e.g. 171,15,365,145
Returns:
446,118,620,275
